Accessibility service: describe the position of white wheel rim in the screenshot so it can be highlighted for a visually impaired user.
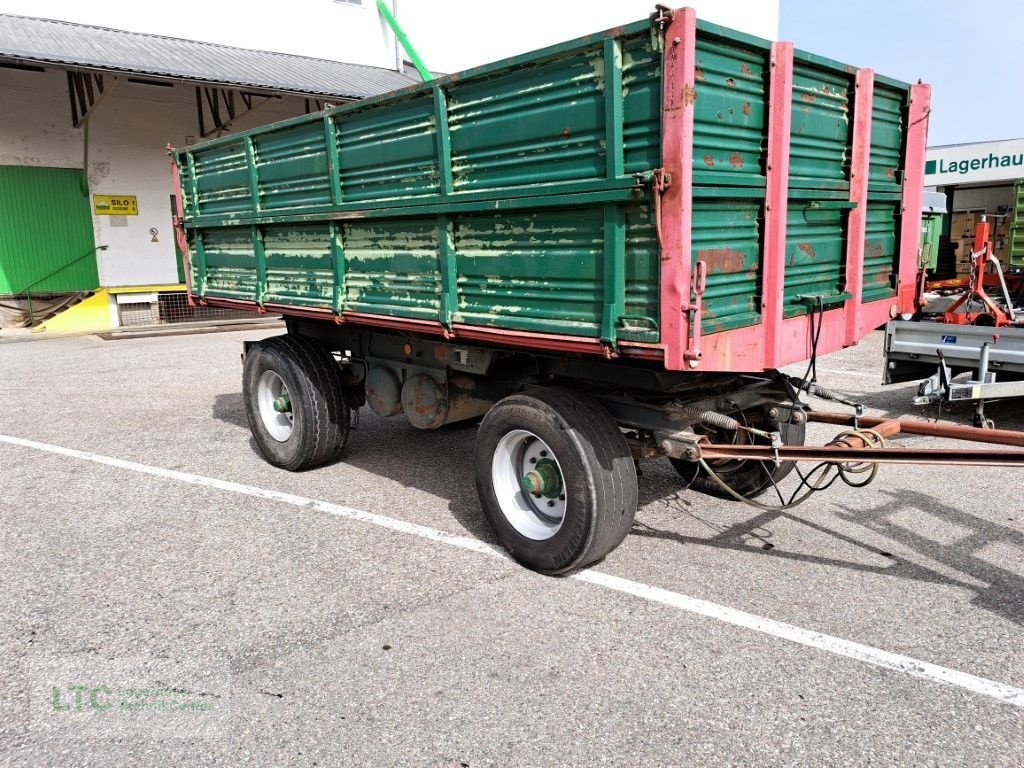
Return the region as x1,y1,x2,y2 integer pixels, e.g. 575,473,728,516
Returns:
491,429,567,541
257,370,294,442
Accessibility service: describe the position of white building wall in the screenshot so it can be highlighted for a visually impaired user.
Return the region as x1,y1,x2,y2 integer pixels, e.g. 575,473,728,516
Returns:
0,1,781,288
1,67,307,286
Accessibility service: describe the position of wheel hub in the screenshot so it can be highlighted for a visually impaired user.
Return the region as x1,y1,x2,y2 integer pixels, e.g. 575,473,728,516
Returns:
491,430,568,541
521,458,563,498
257,370,294,442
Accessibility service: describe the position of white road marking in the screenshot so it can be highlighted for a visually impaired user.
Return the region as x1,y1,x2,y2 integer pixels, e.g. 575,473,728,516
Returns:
3,432,1023,710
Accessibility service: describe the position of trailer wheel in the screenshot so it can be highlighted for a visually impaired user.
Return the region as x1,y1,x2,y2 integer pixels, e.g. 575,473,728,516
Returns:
670,413,805,500
243,335,350,471
475,388,638,575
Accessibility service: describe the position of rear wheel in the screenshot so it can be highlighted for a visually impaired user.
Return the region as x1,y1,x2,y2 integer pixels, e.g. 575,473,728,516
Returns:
243,335,350,471
475,388,638,575
670,411,805,500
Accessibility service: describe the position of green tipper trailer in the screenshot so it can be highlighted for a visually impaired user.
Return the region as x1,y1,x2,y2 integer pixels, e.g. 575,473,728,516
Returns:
172,6,949,573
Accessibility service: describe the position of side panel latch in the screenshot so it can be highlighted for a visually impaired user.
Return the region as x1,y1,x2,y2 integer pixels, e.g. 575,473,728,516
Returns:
683,259,706,364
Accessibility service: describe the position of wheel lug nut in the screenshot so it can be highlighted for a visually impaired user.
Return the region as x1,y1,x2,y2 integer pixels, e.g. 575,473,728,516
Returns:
533,492,541,499
529,457,536,464
559,494,565,501
547,500,555,507
540,450,548,457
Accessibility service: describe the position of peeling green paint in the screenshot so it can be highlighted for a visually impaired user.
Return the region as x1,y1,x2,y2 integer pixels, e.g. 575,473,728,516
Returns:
177,15,911,346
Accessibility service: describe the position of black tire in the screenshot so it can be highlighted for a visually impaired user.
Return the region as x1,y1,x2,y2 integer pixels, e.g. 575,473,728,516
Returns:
475,388,638,575
243,335,350,471
670,414,806,500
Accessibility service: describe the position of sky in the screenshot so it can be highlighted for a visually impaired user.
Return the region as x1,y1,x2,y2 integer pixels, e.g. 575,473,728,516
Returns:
402,0,1019,147
1,0,1015,148
780,0,1021,146
399,0,777,73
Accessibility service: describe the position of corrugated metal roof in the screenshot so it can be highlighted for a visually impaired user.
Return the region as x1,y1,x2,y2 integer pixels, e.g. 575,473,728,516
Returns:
0,13,420,99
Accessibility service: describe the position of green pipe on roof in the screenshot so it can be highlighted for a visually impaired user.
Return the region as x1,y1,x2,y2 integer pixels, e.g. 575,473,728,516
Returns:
376,0,432,82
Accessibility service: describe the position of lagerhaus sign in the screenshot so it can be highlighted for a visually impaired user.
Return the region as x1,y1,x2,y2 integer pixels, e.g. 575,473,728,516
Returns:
925,138,1024,186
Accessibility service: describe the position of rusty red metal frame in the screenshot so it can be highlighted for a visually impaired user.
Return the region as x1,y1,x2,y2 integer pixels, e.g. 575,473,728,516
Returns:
896,82,931,310
843,68,874,345
701,75,928,372
699,443,1024,467
199,296,666,359
760,41,794,369
807,411,1024,447
658,6,697,371
450,323,663,358
699,409,1024,467
701,292,901,372
168,148,192,298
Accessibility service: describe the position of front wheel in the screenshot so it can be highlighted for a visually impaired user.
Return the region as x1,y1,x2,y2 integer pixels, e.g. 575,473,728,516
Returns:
243,335,350,471
475,388,638,575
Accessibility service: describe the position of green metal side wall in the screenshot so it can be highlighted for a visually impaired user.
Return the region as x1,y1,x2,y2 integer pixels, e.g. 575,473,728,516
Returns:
177,17,911,346
690,26,768,334
862,82,904,303
180,21,663,346
0,166,99,295
684,30,905,332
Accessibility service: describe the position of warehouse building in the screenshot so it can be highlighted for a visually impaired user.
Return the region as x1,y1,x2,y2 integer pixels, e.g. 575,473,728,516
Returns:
0,11,418,331
924,137,1024,278
0,0,778,333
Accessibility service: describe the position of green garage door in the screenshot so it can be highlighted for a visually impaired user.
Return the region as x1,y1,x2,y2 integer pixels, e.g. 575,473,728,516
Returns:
0,165,99,295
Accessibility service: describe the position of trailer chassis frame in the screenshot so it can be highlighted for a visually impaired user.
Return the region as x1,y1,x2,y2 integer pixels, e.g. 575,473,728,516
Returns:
286,319,1024,478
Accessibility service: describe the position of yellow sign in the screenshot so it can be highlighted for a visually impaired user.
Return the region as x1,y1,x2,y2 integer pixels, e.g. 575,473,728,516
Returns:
93,194,138,216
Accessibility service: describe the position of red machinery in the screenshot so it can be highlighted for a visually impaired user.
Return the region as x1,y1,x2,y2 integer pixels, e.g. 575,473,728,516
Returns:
938,217,1019,327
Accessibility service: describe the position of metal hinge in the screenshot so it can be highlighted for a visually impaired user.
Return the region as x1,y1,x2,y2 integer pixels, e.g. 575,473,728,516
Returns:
649,168,672,256
651,167,671,193
650,5,674,51
652,4,674,28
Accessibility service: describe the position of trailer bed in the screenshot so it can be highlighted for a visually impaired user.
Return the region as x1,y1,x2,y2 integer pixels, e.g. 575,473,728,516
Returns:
172,7,929,373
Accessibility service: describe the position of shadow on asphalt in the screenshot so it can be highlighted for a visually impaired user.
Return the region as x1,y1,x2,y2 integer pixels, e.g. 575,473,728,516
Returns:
211,391,496,542
213,390,1024,626
632,486,1024,627
213,391,249,429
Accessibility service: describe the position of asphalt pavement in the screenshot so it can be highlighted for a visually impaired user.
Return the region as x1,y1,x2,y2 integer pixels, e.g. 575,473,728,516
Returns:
1,327,1022,766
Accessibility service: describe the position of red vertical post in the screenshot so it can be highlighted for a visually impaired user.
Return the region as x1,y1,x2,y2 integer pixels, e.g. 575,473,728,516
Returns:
761,41,794,369
844,68,874,345
659,6,697,371
168,149,193,297
971,217,993,306
896,82,931,312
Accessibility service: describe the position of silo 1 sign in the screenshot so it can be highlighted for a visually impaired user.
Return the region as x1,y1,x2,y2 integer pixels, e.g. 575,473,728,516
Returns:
93,195,139,215
925,138,1024,186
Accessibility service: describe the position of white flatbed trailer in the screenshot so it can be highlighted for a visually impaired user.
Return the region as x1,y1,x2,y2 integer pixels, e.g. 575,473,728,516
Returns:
884,320,1024,427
